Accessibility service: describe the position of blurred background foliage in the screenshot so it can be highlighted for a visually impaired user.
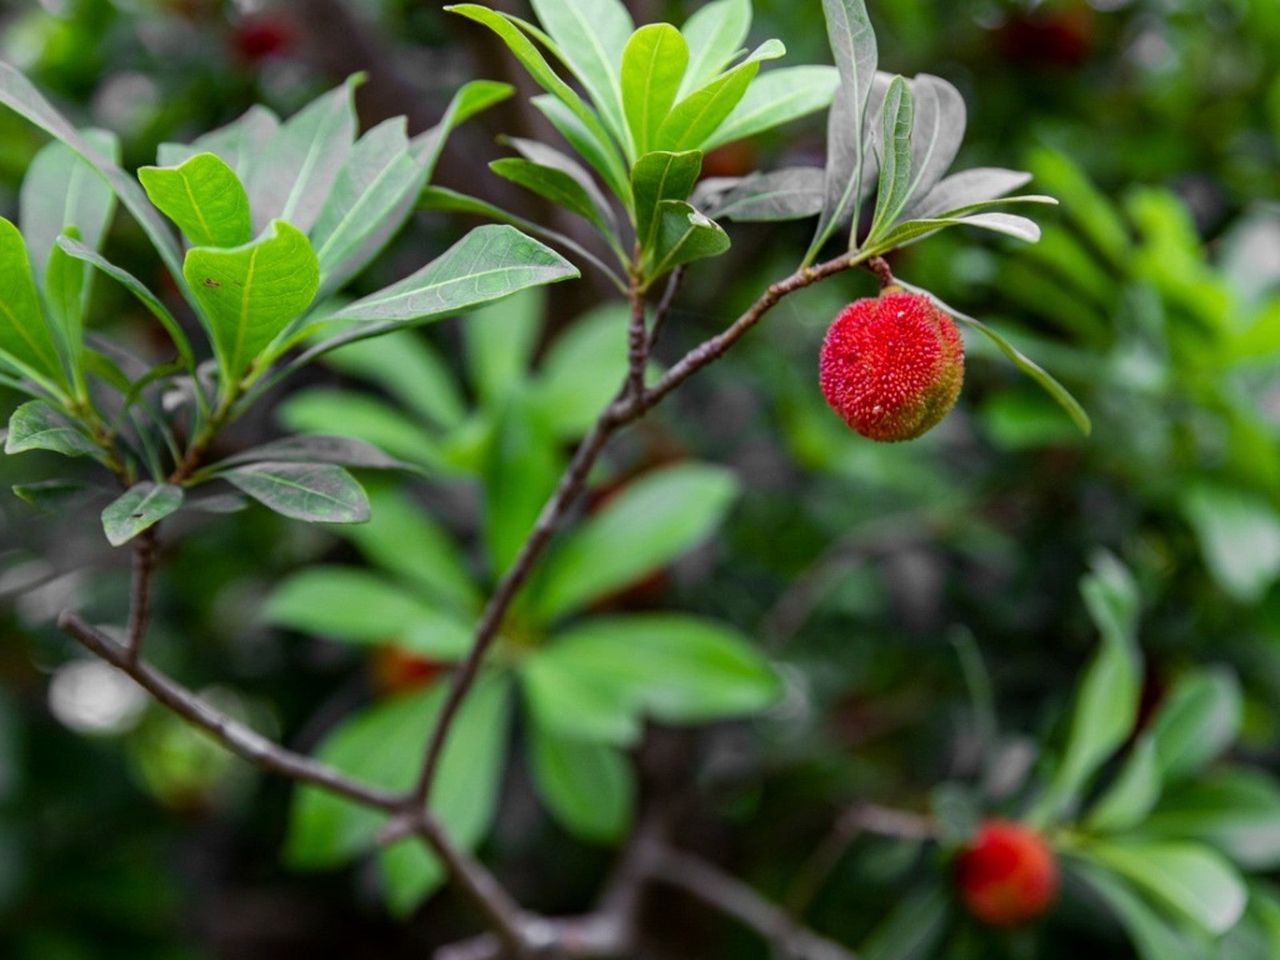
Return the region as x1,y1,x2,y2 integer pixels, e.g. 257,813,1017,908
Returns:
0,0,1277,957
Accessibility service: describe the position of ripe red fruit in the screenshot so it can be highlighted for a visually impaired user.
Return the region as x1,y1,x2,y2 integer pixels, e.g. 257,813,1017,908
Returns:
818,289,964,441
954,820,1059,926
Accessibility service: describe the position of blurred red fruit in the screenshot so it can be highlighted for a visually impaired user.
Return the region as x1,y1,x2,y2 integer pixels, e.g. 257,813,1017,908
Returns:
371,645,444,695
955,819,1059,926
232,14,295,62
818,289,964,442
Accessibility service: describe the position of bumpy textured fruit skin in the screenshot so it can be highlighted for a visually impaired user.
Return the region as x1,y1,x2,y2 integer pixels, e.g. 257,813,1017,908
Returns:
818,289,964,442
954,820,1059,926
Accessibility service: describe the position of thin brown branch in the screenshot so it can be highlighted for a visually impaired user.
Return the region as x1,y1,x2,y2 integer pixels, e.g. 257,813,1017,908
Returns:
647,846,860,960
866,255,895,289
626,273,648,399
411,251,867,812
126,526,159,662
57,611,532,954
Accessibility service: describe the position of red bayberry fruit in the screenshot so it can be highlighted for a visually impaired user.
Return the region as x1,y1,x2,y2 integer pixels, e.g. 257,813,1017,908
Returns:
231,15,295,62
954,820,1059,926
818,289,964,442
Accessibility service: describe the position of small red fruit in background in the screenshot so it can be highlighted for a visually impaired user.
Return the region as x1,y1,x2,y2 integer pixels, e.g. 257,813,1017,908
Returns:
954,819,1059,926
818,289,964,442
231,14,296,63
371,645,444,696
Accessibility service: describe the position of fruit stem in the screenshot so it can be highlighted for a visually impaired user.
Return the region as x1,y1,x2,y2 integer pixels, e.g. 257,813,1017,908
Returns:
867,255,896,289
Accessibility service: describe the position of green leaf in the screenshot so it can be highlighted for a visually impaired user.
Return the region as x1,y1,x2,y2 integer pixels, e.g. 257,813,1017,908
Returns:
532,303,630,438
649,200,731,279
138,152,252,248
867,75,914,241
633,150,703,256
808,0,878,262
0,217,67,393
1086,840,1247,936
158,105,279,178
1072,861,1205,960
654,40,785,152
213,434,411,472
705,65,840,150
1181,483,1280,604
907,167,1033,220
897,281,1091,436
277,388,445,471
0,62,186,287
286,675,510,916
264,566,470,659
222,461,369,524
4,399,101,460
1030,556,1141,825
53,235,197,372
533,463,739,622
529,0,634,150
339,485,481,616
1085,736,1162,834
715,167,826,222
321,331,466,430
1148,668,1242,784
464,286,542,407
11,478,98,511
529,94,632,206
184,220,320,389
43,228,87,377
376,675,511,914
504,137,620,236
489,157,616,240
19,128,119,286
445,6,622,189
527,722,634,844
533,614,781,732
679,0,751,96
902,74,966,206
484,399,562,576
317,226,577,339
1145,770,1280,871
860,882,952,960
621,24,689,157
247,76,360,233
101,483,184,547
872,211,1043,249
520,648,643,746
311,118,424,286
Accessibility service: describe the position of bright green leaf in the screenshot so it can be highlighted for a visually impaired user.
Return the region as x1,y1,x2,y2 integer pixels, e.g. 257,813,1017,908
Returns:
649,199,731,279
0,217,67,393
1148,668,1242,784
101,483,184,547
621,24,689,156
633,150,703,256
138,152,252,248
705,65,839,150
654,40,785,152
867,75,914,240
527,722,634,844
679,0,751,96
5,399,101,460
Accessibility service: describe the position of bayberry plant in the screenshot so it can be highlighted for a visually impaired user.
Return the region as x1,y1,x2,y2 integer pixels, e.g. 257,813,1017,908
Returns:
28,0,1259,955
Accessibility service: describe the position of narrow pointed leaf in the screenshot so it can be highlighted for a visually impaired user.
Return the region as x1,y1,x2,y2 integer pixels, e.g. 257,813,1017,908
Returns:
903,74,966,205
139,152,252,248
55,235,196,371
184,220,320,385
318,225,578,337
530,94,631,206
158,105,279,178
19,128,118,284
410,79,515,182
101,483,183,547
0,217,66,391
214,434,411,472
621,24,689,156
809,0,878,261
247,76,359,233
222,461,370,524
528,724,634,844
0,62,185,285
529,0,633,149
908,166,1034,220
867,75,914,240
654,40,785,152
490,158,616,239
43,227,87,372
446,5,621,186
311,118,423,282
680,0,751,96
705,65,840,150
